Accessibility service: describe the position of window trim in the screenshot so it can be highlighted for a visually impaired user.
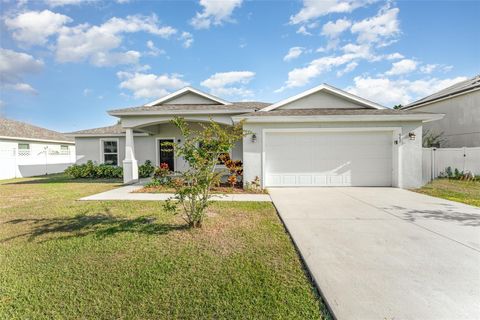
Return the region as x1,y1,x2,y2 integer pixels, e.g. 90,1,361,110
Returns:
99,138,119,166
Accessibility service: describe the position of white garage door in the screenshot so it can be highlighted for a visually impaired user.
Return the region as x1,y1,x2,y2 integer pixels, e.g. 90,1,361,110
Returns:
264,130,393,187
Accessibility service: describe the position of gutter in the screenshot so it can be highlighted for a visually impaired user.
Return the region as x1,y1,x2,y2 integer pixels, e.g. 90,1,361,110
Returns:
232,113,445,123
65,133,150,138
0,135,74,144
108,109,256,116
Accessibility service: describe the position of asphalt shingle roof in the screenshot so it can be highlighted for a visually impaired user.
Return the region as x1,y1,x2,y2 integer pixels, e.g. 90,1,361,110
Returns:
239,108,436,117
0,117,73,142
404,75,480,109
109,102,270,114
68,123,125,135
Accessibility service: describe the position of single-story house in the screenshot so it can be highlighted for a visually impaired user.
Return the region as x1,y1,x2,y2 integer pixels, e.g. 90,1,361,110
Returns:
69,84,443,188
0,117,75,179
402,75,480,147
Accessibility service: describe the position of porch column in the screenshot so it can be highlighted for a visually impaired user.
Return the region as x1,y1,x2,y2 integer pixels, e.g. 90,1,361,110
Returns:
123,128,138,184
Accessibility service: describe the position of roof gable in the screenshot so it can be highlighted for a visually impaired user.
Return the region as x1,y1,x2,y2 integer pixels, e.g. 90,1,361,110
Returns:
262,83,385,112
145,86,231,107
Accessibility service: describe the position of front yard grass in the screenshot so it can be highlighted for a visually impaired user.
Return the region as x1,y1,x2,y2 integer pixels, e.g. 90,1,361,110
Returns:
0,174,329,319
413,178,480,207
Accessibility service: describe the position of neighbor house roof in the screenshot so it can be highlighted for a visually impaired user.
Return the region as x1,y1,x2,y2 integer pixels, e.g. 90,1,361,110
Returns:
108,102,270,116
403,75,480,109
0,117,73,143
233,108,444,123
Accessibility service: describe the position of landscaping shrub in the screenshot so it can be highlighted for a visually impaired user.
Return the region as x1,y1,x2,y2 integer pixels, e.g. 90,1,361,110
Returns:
64,160,122,179
139,160,155,178
439,166,478,181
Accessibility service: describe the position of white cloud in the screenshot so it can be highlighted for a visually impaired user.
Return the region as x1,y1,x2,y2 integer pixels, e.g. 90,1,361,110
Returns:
4,83,38,94
337,61,358,76
385,59,417,76
351,6,400,46
191,0,243,29
284,47,304,61
385,52,404,60
180,31,193,48
321,18,351,38
420,64,437,74
290,0,375,25
346,76,468,106
44,0,93,7
0,48,43,94
55,14,176,66
276,45,372,91
296,25,312,36
117,71,188,99
4,10,72,46
201,71,255,97
420,64,452,74
146,40,166,56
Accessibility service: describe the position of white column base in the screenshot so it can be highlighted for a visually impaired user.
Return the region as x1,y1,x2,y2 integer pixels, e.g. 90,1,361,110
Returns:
123,159,138,184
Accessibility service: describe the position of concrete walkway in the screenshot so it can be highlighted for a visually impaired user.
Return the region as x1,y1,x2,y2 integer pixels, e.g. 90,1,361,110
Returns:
269,187,480,320
79,184,271,202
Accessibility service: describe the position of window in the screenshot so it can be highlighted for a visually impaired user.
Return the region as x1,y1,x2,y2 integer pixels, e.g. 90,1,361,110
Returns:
18,143,30,150
60,145,69,151
102,140,118,165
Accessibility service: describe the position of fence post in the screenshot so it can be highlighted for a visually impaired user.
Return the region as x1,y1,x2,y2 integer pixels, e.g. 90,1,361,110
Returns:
431,148,436,180
14,147,18,178
463,146,467,172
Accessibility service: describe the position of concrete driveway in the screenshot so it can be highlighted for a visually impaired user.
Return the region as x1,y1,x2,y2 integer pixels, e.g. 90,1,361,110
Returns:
269,187,480,320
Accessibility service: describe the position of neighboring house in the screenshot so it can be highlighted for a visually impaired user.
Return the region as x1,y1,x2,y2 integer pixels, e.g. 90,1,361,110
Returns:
69,84,442,188
402,75,480,147
0,117,75,179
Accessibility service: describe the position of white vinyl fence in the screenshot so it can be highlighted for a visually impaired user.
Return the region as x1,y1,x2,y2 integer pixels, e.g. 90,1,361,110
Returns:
423,147,480,184
0,148,76,180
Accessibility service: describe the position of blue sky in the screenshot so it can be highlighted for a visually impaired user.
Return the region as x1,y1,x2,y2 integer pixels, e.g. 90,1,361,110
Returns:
1,0,479,132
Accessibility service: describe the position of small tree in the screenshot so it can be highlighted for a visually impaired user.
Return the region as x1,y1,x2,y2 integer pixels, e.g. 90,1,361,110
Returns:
393,104,403,110
163,117,247,228
423,129,446,147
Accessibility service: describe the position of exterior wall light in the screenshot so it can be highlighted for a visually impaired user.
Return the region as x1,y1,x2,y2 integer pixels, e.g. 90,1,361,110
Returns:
251,133,257,143
408,132,416,140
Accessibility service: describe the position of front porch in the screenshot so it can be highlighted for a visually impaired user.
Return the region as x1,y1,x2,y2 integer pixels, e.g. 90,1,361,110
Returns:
120,117,242,184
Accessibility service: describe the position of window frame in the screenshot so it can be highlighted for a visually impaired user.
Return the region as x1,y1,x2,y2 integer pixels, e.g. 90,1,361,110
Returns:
99,138,119,166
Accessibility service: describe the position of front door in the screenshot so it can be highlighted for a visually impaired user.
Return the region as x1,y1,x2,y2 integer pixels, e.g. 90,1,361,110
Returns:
158,139,175,171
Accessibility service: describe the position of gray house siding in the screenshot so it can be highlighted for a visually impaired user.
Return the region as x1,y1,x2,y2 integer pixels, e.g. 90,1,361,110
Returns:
413,90,480,147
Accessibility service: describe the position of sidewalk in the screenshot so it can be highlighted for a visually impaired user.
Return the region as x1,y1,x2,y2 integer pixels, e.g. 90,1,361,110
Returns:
79,184,271,202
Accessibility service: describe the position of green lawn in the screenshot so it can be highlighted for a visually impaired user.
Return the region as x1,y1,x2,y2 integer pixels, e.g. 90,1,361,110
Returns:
413,179,480,207
0,174,329,319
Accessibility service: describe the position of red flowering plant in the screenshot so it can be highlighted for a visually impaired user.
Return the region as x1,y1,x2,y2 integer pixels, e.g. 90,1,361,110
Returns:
153,162,171,185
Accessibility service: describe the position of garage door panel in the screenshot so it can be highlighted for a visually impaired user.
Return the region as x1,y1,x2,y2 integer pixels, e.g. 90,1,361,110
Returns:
265,131,393,187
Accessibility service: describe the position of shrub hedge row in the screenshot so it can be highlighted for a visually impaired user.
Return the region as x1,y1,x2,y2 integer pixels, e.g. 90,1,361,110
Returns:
64,160,155,179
